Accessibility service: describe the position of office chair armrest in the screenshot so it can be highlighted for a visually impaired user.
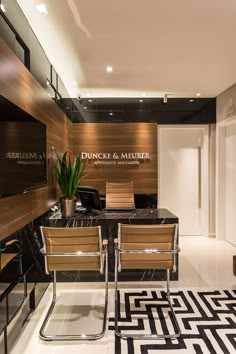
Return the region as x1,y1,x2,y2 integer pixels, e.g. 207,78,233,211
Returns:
1,239,20,253
5,239,19,246
40,248,101,257
0,239,20,253
117,246,180,254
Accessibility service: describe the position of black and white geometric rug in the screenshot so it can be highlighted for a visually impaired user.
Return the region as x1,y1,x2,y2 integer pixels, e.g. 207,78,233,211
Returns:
108,289,236,354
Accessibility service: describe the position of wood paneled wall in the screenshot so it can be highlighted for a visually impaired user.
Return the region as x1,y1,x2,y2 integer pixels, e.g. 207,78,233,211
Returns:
73,123,157,194
0,36,72,240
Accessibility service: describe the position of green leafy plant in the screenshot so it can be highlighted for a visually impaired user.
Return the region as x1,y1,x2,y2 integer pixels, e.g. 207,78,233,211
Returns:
52,146,84,199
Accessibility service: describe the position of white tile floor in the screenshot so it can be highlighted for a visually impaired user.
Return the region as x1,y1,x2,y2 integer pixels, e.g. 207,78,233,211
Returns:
9,236,236,354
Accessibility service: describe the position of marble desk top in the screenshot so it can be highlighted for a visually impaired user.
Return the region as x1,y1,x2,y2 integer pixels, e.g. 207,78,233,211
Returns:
47,208,178,224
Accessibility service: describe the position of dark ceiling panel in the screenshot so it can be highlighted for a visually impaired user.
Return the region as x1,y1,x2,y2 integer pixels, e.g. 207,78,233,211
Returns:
57,97,216,124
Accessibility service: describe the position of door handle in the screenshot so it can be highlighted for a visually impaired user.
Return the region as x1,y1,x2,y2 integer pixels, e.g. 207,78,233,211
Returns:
198,147,201,208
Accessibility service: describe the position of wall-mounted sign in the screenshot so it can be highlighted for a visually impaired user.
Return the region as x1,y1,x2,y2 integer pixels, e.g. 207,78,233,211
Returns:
5,152,45,165
73,122,157,194
81,152,150,166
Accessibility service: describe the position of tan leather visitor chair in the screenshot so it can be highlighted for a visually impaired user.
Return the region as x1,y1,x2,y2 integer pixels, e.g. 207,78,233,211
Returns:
105,181,135,210
114,223,181,340
39,226,108,341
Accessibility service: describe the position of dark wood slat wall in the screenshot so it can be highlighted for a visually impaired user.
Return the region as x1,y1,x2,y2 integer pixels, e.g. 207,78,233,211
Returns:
73,123,157,194
0,36,72,241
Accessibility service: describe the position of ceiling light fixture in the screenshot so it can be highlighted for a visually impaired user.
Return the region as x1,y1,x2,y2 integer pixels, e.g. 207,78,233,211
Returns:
189,99,194,102
106,66,113,72
109,112,114,116
196,93,202,97
88,99,93,102
139,99,143,103
36,3,48,14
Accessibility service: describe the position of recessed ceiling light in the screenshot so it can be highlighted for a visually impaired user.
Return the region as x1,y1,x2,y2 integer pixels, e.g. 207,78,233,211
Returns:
196,93,202,97
139,99,143,103
83,106,87,109
88,99,93,102
36,3,48,14
106,66,113,72
189,99,194,102
109,112,114,116
0,4,6,12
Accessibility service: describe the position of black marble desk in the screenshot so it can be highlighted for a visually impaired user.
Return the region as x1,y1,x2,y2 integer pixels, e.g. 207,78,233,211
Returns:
43,208,178,281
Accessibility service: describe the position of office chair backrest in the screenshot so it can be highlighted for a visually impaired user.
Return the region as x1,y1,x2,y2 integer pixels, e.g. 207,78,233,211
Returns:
40,226,102,273
105,181,135,209
118,224,177,270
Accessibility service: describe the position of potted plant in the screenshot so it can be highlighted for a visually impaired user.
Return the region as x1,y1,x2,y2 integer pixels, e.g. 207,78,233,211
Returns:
52,146,84,217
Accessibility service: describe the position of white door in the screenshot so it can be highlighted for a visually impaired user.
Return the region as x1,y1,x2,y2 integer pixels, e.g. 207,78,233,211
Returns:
225,123,236,246
159,126,208,236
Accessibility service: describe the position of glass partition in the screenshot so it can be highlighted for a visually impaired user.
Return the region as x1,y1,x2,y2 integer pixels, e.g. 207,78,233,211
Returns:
0,0,70,104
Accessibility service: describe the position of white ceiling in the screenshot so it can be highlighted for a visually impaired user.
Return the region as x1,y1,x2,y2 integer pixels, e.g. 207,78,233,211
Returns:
16,0,236,99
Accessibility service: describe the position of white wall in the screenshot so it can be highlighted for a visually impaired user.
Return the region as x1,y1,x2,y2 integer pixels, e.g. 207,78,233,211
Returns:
216,83,236,240
225,122,236,245
158,125,209,237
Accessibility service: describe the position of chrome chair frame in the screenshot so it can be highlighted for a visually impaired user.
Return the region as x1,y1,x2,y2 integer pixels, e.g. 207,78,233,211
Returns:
39,226,108,341
114,223,181,340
